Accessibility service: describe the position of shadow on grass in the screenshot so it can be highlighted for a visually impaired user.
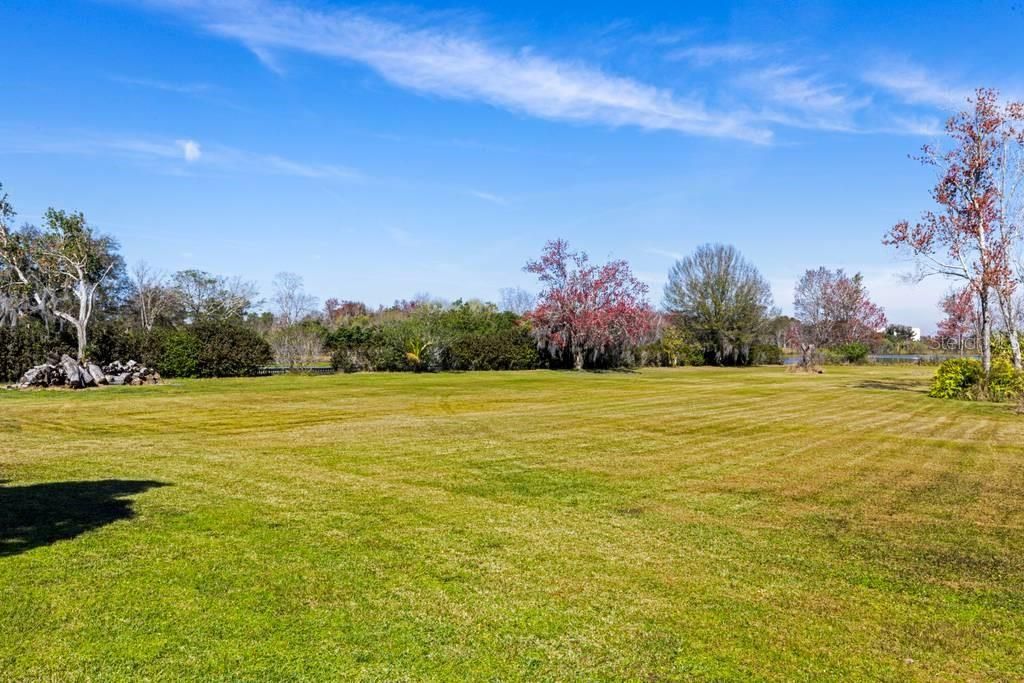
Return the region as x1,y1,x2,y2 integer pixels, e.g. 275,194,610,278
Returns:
853,379,928,393
0,479,167,558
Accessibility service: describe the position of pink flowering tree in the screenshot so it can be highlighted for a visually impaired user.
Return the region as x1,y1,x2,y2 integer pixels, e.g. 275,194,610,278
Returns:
885,89,1024,373
790,267,887,369
524,239,652,370
936,288,978,356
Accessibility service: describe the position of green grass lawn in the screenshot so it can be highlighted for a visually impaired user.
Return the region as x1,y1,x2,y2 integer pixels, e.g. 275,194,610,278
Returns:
2,366,1023,681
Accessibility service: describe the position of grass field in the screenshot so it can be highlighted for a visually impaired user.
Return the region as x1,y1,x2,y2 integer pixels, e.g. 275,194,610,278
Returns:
2,366,1023,681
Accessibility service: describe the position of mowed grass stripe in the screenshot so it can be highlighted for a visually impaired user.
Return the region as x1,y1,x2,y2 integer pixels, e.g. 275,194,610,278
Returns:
2,365,1024,680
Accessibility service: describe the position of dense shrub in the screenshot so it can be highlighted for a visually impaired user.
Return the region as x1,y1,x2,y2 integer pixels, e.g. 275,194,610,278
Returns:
640,327,704,367
0,321,74,382
929,358,984,399
154,329,201,378
751,343,784,366
930,357,1024,402
190,320,273,377
991,333,1015,363
88,320,152,366
442,328,539,370
144,321,272,378
328,323,382,372
982,358,1024,402
437,308,539,370
327,304,540,372
827,342,871,364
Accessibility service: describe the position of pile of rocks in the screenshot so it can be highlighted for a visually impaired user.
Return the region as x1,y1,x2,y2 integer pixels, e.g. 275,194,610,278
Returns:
102,360,161,386
13,355,160,389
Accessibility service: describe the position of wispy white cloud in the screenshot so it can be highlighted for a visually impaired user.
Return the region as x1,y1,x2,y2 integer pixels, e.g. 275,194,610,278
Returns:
125,1,982,142
725,63,874,135
666,42,768,66
862,63,967,110
468,190,508,205
135,0,773,144
108,74,214,95
740,66,864,115
0,128,360,181
645,247,684,261
878,115,944,137
248,45,287,76
176,138,202,161
240,152,359,180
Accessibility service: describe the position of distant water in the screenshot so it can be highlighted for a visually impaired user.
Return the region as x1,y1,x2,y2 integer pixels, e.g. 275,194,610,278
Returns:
782,354,978,365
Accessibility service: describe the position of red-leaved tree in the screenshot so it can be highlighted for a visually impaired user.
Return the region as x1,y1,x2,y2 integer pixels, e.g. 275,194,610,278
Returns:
524,239,652,370
789,267,887,368
885,88,1024,373
936,288,977,356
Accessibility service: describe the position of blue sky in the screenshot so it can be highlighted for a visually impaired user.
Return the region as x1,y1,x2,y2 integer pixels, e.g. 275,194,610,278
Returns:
4,0,1024,329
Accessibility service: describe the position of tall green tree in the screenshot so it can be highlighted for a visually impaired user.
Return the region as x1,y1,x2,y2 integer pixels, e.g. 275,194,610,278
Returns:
664,244,775,365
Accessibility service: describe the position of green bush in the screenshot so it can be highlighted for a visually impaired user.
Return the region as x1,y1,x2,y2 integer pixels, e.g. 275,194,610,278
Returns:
328,323,381,372
828,342,871,364
751,343,783,366
991,333,1017,364
155,330,201,378
640,327,704,367
88,321,152,366
191,320,273,377
150,321,271,378
982,358,1024,402
327,304,541,372
446,328,540,370
930,357,1024,402
0,320,75,382
929,358,984,400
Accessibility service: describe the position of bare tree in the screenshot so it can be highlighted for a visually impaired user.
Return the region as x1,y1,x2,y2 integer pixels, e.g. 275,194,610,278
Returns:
272,272,317,325
268,273,321,369
994,98,1024,368
171,270,258,322
269,324,324,369
498,287,536,315
131,261,172,331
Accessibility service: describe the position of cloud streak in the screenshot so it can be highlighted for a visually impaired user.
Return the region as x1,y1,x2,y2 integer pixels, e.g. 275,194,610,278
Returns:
136,0,774,143
128,2,1005,142
108,74,215,95
468,190,508,206
667,42,768,66
0,128,360,181
862,63,967,110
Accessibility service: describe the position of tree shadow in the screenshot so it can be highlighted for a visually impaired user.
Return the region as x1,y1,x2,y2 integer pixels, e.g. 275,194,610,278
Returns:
0,479,167,558
853,379,927,393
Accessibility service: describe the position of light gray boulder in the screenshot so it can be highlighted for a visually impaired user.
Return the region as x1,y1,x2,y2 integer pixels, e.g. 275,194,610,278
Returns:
88,364,107,385
60,355,84,389
19,367,42,387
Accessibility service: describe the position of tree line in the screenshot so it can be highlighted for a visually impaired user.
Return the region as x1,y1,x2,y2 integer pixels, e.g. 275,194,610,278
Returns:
0,183,893,381
3,90,1020,386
